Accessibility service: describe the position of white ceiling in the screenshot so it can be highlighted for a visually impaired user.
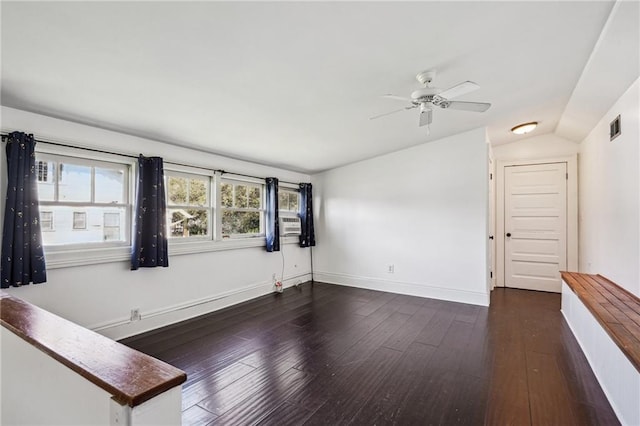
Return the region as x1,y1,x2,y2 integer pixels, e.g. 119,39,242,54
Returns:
1,1,634,174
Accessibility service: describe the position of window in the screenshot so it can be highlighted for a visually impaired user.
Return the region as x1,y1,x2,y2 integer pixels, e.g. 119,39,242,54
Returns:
165,171,211,239
40,211,54,231
277,188,301,237
35,153,130,247
37,161,50,182
278,188,299,213
25,141,295,265
220,179,263,238
73,212,87,230
103,212,121,241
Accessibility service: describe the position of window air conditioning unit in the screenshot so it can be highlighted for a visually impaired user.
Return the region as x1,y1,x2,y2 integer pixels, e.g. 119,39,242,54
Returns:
279,216,301,236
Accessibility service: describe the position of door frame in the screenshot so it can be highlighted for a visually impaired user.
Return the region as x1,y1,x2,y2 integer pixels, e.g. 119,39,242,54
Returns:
496,155,578,288
489,156,496,291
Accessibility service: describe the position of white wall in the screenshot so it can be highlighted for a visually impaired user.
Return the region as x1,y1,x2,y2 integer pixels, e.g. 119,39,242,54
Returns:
1,327,113,425
492,133,579,161
2,326,183,425
312,127,490,306
0,107,312,339
578,78,640,296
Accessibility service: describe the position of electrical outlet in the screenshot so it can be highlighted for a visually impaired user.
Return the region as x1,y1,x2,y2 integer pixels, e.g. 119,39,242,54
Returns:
387,264,395,273
130,308,141,322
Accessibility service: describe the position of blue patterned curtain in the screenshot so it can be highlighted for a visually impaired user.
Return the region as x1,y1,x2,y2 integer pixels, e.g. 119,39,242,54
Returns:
265,177,280,252
1,132,47,288
131,155,168,270
299,183,315,247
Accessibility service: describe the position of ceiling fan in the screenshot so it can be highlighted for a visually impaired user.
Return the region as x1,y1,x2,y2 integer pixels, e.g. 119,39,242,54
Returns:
370,70,491,128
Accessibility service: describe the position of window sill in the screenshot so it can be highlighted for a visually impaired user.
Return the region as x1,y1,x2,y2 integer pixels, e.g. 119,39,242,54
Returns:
43,237,302,268
168,238,266,255
168,236,300,256
44,246,131,269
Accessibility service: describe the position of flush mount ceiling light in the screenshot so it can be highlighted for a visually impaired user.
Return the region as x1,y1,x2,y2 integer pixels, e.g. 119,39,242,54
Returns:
511,121,538,135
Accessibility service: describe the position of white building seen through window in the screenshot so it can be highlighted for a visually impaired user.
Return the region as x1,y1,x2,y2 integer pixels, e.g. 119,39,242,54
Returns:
35,153,130,247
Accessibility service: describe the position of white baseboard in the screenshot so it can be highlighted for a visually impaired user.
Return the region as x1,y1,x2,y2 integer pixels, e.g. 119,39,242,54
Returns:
92,272,312,340
313,271,489,306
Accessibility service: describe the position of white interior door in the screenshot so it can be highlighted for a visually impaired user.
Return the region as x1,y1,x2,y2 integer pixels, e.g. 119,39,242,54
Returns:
504,162,567,292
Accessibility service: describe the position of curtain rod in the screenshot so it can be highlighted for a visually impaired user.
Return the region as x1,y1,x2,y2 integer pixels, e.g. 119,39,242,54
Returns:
1,133,301,186
219,170,299,186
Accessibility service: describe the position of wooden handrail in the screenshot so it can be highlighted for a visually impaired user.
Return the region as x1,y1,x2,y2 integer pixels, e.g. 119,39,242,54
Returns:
561,271,640,373
0,292,186,407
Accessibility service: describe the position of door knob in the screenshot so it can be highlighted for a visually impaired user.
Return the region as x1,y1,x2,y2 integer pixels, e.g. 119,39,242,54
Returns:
506,233,511,237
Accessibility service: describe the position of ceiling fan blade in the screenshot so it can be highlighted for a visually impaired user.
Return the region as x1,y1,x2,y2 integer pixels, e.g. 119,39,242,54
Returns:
437,81,480,100
370,105,416,120
419,108,432,127
442,100,491,112
382,94,413,102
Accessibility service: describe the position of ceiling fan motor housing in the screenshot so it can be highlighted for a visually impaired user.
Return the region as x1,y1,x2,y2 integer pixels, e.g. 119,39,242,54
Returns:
410,87,441,102
416,70,437,86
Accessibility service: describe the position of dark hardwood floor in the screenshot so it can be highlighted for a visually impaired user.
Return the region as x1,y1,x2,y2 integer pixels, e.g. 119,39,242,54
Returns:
121,282,619,425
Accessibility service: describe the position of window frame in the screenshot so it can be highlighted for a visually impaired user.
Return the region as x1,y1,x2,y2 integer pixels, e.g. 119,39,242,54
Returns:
278,187,300,215
164,166,214,243
277,184,302,242
33,145,135,262
219,176,265,240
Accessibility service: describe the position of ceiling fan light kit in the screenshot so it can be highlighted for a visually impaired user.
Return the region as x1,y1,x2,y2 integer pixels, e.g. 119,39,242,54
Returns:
511,121,538,134
371,69,491,128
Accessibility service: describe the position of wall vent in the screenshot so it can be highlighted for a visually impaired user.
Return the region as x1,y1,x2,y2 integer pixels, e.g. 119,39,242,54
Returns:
610,115,621,141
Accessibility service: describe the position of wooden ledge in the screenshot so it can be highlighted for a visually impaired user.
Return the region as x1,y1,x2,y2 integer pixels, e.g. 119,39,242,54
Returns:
561,271,640,373
0,292,186,407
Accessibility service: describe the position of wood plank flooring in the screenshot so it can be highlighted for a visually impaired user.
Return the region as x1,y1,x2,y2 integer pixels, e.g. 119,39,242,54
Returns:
121,282,619,425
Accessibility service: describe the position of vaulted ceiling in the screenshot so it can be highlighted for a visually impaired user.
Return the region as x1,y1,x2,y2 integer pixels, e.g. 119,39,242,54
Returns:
1,1,638,174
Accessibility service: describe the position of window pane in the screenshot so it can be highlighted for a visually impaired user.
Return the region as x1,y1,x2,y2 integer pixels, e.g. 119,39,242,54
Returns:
58,163,91,202
37,160,50,182
289,192,299,212
103,212,120,227
221,183,233,207
103,212,121,241
95,167,125,203
168,176,187,205
189,178,207,206
36,160,56,201
234,185,248,207
278,191,299,212
40,206,127,245
248,186,261,208
103,227,120,242
36,161,56,201
222,211,261,237
168,208,208,238
278,192,288,210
